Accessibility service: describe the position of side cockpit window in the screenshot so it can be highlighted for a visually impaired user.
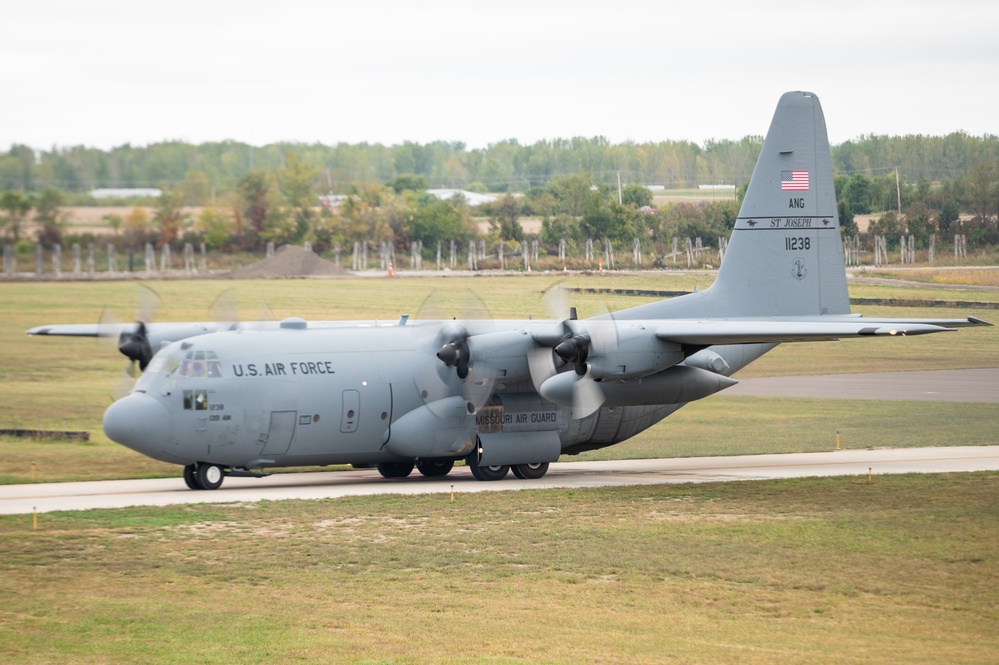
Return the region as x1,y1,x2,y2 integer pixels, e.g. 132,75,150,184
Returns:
145,355,180,376
183,390,209,411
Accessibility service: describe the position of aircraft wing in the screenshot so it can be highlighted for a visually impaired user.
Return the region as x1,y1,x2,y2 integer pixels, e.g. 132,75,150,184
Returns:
27,324,125,337
654,316,990,346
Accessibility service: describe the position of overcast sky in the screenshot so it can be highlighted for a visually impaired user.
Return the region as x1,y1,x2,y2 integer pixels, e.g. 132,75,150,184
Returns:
2,1,997,151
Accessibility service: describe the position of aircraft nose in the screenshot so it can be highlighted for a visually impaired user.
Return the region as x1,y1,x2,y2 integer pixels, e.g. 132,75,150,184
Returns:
103,393,174,455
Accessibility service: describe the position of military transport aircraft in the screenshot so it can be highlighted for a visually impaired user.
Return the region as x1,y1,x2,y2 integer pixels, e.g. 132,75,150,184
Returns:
29,91,990,490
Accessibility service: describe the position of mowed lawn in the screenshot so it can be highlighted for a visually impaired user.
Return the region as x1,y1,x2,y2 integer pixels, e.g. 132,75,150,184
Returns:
1,473,997,664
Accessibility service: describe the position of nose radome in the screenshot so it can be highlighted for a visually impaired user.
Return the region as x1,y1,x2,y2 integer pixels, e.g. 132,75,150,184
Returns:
103,393,173,455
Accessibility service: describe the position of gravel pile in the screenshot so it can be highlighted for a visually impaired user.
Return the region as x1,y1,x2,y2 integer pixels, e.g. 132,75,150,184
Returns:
228,245,350,278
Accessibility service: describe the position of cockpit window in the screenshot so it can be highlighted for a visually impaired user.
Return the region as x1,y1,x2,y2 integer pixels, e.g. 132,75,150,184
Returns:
178,350,222,378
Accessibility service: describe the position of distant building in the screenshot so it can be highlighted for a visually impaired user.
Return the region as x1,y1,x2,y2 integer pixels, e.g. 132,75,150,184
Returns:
90,188,162,199
426,189,498,207
318,194,348,209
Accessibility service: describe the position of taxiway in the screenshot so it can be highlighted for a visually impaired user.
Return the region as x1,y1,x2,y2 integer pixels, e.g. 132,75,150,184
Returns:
3,446,997,515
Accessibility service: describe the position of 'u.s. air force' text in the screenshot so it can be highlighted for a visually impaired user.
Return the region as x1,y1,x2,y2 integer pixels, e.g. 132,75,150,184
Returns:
232,361,335,377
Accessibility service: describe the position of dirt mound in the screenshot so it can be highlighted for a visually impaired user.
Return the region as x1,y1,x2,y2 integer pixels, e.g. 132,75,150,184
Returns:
228,245,350,278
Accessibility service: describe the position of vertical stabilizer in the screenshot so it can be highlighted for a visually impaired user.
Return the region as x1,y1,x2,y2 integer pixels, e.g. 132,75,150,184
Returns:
708,91,849,316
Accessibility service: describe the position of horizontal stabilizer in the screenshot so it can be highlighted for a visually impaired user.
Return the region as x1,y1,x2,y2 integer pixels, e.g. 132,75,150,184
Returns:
655,320,957,346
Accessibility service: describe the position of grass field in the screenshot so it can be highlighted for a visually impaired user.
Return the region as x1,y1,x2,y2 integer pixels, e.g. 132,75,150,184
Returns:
1,473,997,663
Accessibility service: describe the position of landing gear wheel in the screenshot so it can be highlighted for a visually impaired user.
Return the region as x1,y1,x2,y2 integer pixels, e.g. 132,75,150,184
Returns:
416,458,454,477
195,463,224,490
376,462,415,479
512,462,549,480
183,464,200,490
470,463,509,481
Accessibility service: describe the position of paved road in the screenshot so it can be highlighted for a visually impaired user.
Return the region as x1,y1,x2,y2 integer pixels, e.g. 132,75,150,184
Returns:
726,368,999,402
4,446,997,515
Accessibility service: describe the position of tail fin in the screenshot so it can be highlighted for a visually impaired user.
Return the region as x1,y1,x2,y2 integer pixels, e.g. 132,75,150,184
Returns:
708,91,849,316
619,91,850,322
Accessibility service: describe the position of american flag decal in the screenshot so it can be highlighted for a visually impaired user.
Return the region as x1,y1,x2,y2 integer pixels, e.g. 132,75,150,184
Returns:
781,170,809,191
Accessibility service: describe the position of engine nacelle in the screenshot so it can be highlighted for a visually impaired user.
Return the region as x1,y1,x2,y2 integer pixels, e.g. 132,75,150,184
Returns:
600,365,738,406
585,323,685,380
464,329,534,382
385,396,477,459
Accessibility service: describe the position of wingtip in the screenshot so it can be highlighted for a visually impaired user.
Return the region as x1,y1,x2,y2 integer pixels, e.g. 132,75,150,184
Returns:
968,316,994,327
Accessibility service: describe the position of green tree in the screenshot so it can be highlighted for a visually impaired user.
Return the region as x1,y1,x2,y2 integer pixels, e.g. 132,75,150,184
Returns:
621,183,653,208
903,202,937,247
540,214,578,246
548,174,592,218
837,199,858,236
937,199,961,235
867,211,906,249
390,174,428,194
33,188,65,247
182,171,213,206
278,152,321,242
963,162,999,222
490,194,523,241
0,190,32,242
102,213,124,236
198,208,234,249
408,198,475,249
842,174,873,215
153,187,186,248
237,171,283,250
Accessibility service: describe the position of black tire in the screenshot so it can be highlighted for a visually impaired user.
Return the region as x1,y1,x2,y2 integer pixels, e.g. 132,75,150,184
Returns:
470,463,509,481
512,462,549,480
416,458,454,477
376,462,415,479
183,464,200,490
196,463,224,490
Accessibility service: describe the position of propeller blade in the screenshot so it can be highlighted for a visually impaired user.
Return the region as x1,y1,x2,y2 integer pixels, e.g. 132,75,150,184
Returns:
527,344,558,393
461,361,496,412
572,373,605,419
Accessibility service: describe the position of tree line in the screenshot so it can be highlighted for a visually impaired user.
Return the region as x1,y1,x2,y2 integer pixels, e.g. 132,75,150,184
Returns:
2,136,998,263
3,132,998,199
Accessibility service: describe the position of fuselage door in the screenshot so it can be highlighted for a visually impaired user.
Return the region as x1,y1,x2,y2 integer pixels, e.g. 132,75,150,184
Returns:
341,389,360,433
262,410,297,455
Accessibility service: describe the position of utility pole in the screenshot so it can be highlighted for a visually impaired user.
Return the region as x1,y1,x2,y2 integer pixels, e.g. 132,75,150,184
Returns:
895,167,902,215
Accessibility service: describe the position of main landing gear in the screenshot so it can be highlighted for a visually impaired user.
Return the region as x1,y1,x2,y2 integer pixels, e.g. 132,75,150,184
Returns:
376,458,457,479
466,458,551,481
183,463,225,490
375,457,550,481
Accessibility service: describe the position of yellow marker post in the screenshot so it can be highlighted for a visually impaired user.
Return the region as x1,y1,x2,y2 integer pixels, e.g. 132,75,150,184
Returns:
835,430,841,450
450,485,455,503
33,507,38,530
867,467,873,485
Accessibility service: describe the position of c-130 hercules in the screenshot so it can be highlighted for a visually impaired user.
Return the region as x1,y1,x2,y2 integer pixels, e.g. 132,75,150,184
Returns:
29,91,990,490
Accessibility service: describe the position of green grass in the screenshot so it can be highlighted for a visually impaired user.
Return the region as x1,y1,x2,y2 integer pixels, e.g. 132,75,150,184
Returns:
2,473,997,663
